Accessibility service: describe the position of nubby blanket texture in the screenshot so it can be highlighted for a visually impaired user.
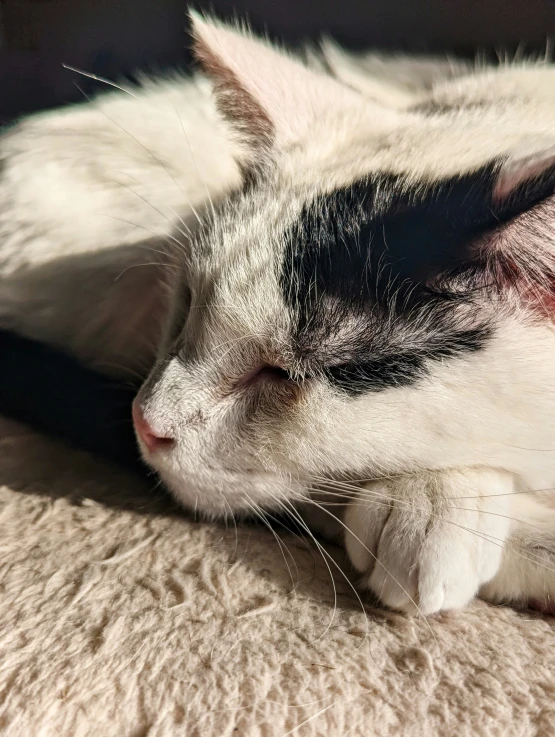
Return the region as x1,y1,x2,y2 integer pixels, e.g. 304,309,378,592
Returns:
0,418,553,736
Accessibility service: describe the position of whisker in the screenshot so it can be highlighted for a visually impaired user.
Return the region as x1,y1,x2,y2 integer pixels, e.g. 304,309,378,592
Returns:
304,486,555,575
173,105,217,221
453,487,555,500
109,179,192,241
73,82,189,199
310,486,553,539
62,64,139,97
258,503,320,581
245,499,298,592
293,494,436,636
276,497,353,645
280,495,392,648
221,497,240,560
71,82,207,239
436,514,555,575
115,262,179,281
103,213,190,254
167,205,195,242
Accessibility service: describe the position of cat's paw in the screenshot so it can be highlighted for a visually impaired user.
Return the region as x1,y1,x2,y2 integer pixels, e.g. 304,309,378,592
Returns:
344,468,513,615
478,495,555,614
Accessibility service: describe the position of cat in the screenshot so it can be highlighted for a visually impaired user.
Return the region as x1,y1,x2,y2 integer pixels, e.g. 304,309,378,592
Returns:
2,12,555,616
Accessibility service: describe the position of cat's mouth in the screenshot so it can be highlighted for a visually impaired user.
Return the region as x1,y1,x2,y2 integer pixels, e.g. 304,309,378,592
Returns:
136,437,307,517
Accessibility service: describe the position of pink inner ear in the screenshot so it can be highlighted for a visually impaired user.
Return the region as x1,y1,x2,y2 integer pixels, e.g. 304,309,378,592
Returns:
493,147,555,202
480,194,555,315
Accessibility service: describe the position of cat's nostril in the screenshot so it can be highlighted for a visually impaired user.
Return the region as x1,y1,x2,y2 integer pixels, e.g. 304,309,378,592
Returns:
132,399,175,454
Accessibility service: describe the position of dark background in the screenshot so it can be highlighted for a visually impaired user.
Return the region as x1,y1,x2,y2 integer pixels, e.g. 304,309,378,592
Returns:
1,0,555,121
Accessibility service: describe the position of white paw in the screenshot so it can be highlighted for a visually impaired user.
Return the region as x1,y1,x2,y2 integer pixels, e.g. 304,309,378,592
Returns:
479,495,555,614
344,469,513,615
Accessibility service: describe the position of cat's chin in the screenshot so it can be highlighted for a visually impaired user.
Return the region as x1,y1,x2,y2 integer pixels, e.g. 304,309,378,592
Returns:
140,450,304,518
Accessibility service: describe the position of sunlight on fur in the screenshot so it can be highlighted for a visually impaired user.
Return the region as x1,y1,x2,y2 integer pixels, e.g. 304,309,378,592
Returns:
1,12,555,621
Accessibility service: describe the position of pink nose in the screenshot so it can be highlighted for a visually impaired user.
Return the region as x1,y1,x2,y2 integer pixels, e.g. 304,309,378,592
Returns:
132,399,174,453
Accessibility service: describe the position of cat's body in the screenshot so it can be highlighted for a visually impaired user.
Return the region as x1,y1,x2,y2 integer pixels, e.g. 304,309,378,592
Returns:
2,14,555,615
0,73,242,377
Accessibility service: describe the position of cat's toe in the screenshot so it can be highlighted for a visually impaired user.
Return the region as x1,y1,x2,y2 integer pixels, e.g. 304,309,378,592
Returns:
344,470,513,615
416,536,484,614
363,521,486,615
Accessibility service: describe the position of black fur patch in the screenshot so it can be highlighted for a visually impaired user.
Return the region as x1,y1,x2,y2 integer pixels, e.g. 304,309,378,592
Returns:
280,164,521,395
323,328,488,395
0,329,145,472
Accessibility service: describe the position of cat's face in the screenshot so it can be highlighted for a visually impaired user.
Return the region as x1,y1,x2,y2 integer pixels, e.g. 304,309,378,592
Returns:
133,16,555,517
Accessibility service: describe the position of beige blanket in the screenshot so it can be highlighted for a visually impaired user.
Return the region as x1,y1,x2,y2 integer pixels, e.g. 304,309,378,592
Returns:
0,417,553,737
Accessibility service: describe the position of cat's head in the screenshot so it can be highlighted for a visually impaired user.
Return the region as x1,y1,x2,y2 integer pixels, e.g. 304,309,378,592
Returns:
133,15,555,517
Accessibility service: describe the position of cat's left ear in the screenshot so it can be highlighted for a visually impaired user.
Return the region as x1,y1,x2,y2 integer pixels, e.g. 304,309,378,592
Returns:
400,143,555,308
464,144,555,307
492,143,555,205
190,13,364,156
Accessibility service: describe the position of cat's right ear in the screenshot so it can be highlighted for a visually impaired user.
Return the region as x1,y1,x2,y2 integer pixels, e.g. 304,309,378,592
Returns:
190,12,362,158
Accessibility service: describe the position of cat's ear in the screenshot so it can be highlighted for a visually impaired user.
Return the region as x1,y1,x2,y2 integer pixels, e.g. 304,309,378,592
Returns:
400,144,555,310
461,145,555,309
492,142,555,205
190,13,361,154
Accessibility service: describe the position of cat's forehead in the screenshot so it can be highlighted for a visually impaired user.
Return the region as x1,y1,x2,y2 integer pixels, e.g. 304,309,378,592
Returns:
194,165,487,359
185,117,555,392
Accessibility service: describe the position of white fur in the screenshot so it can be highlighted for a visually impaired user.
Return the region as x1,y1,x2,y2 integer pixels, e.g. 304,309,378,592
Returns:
0,72,242,372
2,15,555,616
344,469,512,615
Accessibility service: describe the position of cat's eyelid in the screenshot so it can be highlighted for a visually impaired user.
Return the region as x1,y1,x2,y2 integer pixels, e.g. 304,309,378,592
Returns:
260,365,291,381
263,364,318,384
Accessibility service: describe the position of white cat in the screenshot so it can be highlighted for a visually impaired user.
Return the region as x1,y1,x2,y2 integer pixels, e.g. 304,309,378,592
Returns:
2,13,555,616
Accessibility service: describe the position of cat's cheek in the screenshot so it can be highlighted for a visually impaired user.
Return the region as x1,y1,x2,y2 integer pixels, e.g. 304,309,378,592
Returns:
143,441,306,518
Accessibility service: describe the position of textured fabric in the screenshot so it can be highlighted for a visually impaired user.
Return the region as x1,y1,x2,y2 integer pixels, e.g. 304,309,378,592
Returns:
0,417,553,737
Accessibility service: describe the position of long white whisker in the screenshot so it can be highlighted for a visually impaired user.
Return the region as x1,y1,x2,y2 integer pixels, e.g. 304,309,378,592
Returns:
278,496,375,648
72,82,207,238
115,262,179,281
245,499,298,592
73,82,190,200
222,497,240,560
305,487,555,574
103,214,190,253
294,494,436,636
173,105,217,221
62,64,140,97
109,179,192,241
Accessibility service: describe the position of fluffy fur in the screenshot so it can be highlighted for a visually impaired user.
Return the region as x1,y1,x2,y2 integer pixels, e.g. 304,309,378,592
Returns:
2,14,555,615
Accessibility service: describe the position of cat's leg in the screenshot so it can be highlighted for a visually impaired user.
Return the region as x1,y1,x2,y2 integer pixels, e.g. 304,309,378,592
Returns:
343,468,513,614
479,495,555,613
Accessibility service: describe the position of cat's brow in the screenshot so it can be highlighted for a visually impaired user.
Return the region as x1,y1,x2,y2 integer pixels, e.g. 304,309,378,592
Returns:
279,169,499,394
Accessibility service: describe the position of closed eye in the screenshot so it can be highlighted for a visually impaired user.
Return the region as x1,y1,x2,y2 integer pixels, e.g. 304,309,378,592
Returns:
259,365,292,381
247,365,316,386
236,364,296,390
237,365,318,391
